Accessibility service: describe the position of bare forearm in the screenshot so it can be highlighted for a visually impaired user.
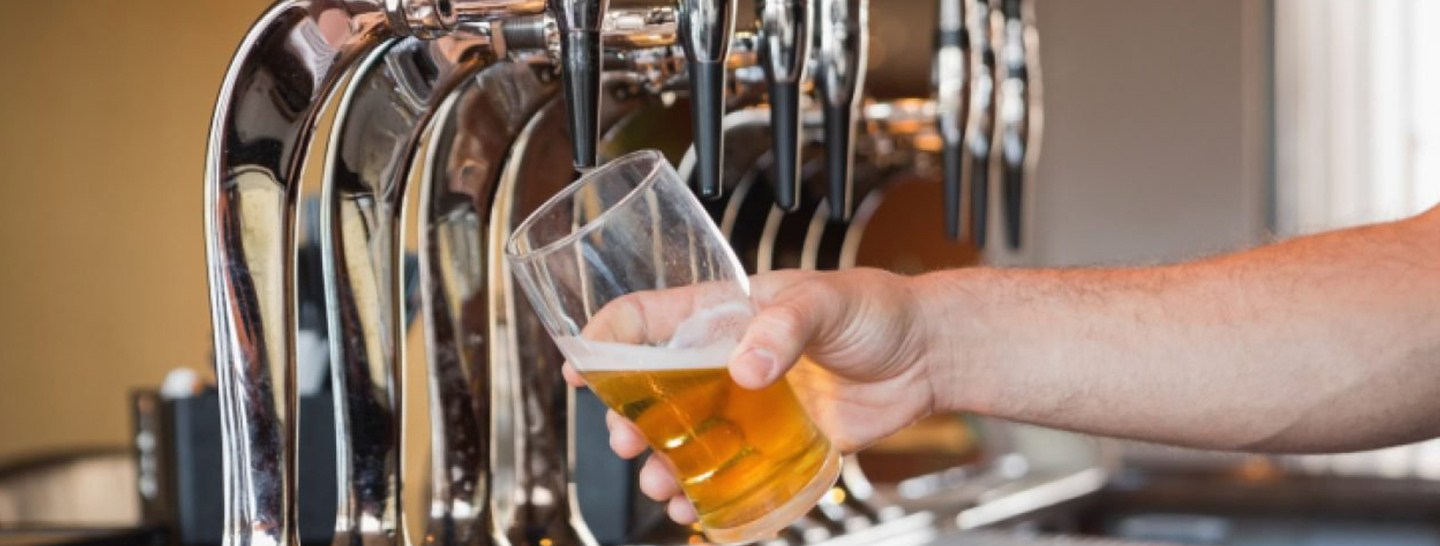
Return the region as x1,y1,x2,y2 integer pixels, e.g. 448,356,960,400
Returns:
917,210,1440,453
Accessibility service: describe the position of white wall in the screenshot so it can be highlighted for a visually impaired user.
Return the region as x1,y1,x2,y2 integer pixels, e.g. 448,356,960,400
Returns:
1012,0,1271,267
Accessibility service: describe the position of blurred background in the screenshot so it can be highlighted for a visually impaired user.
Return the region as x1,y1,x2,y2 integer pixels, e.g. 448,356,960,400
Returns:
2,0,1439,544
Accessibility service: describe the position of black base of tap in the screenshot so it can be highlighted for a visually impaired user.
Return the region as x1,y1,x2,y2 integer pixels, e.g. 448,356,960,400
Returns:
943,141,964,241
823,105,855,222
770,82,803,212
1003,163,1023,249
690,60,727,201
970,152,990,249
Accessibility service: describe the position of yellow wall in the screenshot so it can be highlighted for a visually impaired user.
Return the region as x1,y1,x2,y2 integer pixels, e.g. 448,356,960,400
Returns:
0,1,269,462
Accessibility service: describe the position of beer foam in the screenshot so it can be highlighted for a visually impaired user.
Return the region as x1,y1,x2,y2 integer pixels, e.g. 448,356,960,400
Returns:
559,301,752,372
556,338,733,372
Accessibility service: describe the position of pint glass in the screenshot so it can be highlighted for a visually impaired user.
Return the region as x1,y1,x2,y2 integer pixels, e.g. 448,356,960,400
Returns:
506,150,841,543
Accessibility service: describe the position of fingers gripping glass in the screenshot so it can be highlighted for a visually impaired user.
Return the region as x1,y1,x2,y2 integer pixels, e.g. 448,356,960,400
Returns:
506,150,841,543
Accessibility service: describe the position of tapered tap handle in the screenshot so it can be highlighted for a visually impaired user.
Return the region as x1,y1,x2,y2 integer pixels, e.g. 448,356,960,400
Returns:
934,0,967,240
677,0,737,200
822,103,855,221
769,81,803,210
550,0,609,169
813,0,866,221
757,0,811,212
999,0,1031,249
968,0,998,249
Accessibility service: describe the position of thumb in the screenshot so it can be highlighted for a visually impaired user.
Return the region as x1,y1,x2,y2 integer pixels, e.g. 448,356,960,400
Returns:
728,280,843,389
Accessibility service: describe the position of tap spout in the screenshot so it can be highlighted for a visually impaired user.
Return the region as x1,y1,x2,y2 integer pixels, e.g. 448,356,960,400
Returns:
320,29,502,545
756,0,812,211
813,0,867,221
204,2,391,543
416,60,557,546
676,0,737,200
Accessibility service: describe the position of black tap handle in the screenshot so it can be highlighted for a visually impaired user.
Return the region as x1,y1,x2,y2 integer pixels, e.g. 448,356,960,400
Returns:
770,81,803,210
943,134,965,240
935,0,967,240
823,104,854,221
677,0,737,201
970,147,989,249
689,60,726,200
559,29,603,168
549,0,608,169
1003,160,1023,249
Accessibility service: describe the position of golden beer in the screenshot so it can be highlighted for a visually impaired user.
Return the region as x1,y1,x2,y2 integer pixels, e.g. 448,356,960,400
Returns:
575,343,840,542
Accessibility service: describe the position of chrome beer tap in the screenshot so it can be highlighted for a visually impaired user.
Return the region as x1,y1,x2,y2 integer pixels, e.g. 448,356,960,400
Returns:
756,0,812,211
997,0,1039,250
417,11,680,546
934,0,969,240
416,61,558,546
676,0,738,200
321,29,504,545
813,0,867,221
965,0,998,248
206,1,656,544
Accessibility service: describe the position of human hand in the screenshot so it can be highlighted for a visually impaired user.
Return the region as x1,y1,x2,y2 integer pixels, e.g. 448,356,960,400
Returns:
562,268,939,524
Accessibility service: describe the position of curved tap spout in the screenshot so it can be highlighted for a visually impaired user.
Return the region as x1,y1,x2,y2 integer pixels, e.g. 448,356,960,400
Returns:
934,0,968,240
417,61,557,546
998,0,1038,250
205,2,557,544
205,3,390,544
321,30,502,545
756,0,812,211
965,0,998,249
482,86,647,546
676,0,737,200
813,0,867,221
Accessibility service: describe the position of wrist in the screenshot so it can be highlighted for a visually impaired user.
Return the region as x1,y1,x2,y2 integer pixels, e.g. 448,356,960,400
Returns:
905,268,995,416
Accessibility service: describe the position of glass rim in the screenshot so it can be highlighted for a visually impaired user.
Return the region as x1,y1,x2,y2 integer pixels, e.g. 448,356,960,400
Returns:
505,149,668,263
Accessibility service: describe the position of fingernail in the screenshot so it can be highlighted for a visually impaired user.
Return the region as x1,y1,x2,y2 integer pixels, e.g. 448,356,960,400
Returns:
731,347,777,389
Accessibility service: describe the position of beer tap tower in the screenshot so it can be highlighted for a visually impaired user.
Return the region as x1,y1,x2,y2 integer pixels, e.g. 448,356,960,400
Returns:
201,0,1044,544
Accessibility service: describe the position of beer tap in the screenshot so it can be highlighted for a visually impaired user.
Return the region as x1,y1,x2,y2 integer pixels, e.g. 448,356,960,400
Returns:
934,0,968,240
321,30,504,545
998,0,1038,250
965,0,999,248
755,0,812,211
813,0,868,221
416,62,558,546
205,0,663,543
676,0,738,200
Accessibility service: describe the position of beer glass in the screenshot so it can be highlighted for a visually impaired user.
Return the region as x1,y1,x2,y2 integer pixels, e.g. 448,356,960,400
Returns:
506,150,841,544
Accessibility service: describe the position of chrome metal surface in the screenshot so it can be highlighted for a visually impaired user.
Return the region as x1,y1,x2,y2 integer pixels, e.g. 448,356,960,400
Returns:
480,85,647,546
321,27,516,545
677,0,738,199
756,0,812,211
417,60,557,546
203,1,590,544
204,3,389,544
813,0,867,221
934,0,968,240
964,0,998,248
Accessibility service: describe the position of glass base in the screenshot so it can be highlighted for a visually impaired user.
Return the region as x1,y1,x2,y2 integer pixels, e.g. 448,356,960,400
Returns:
702,443,844,544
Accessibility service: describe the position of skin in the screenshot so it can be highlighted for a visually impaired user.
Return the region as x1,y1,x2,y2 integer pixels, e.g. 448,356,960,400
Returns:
564,205,1440,524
